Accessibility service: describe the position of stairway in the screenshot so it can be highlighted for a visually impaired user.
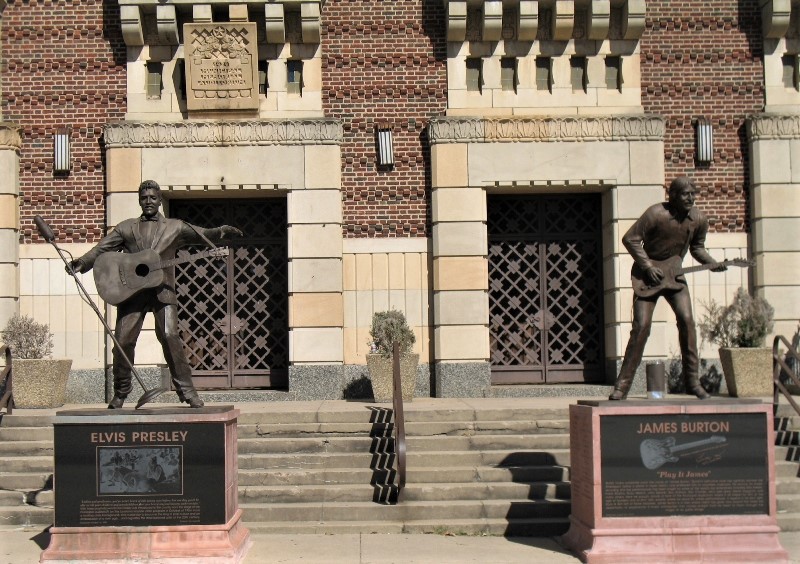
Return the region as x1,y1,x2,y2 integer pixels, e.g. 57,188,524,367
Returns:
0,399,798,535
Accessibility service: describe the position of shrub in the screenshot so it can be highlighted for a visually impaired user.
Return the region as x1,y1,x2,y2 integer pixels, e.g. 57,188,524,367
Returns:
699,288,774,348
1,314,54,359
368,310,415,357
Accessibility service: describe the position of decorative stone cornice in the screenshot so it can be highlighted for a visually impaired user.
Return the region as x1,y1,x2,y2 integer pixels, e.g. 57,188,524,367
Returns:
103,119,343,148
428,115,665,144
747,114,800,141
0,123,23,151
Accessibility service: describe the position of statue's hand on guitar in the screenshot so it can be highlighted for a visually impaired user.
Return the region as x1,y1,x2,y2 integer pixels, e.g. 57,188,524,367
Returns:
220,225,243,239
645,266,664,285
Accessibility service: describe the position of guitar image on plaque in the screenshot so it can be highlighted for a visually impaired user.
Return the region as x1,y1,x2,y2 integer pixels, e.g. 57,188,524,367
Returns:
640,435,727,470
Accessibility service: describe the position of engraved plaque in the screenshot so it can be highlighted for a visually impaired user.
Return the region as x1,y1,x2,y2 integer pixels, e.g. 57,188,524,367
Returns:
185,23,259,112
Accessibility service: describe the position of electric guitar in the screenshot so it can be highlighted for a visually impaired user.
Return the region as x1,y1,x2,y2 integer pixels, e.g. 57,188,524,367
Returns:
640,435,727,470
93,247,229,305
632,257,753,298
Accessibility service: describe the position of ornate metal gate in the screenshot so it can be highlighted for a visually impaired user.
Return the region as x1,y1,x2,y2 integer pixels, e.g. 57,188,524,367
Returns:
488,194,603,384
170,199,288,389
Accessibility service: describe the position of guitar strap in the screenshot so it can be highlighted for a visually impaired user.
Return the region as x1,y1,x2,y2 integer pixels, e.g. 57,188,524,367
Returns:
183,221,219,250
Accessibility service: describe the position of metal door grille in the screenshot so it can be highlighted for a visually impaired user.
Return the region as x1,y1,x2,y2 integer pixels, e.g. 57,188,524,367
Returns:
170,199,288,389
488,194,603,384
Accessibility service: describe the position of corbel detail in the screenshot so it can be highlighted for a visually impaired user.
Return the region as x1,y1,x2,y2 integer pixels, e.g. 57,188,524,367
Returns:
265,3,286,44
518,1,539,41
301,2,322,44
762,0,792,39
483,1,503,41
192,5,213,23
553,0,575,41
447,1,467,42
156,5,179,45
120,5,144,46
622,0,646,40
588,0,610,40
229,4,249,22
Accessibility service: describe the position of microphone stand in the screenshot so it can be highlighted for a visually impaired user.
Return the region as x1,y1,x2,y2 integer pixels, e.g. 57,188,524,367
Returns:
34,216,167,409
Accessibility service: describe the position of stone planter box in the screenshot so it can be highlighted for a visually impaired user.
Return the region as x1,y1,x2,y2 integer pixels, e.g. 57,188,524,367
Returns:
719,347,773,397
13,358,72,408
366,353,418,402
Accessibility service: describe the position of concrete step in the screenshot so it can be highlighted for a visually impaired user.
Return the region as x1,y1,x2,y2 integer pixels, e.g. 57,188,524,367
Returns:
0,472,51,491
244,517,571,536
0,506,53,526
0,414,54,428
238,450,572,470
0,427,52,442
777,494,800,512
238,481,570,504
0,440,53,456
237,434,569,455
778,512,800,532
777,480,800,495
1,456,53,474
237,465,569,487
237,419,570,438
240,499,572,523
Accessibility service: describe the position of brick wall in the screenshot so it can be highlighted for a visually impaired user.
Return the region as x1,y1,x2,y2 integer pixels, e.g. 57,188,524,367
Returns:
1,0,126,244
322,0,447,237
640,1,764,232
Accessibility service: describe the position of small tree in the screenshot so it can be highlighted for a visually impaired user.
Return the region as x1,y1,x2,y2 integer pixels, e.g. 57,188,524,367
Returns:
368,310,415,357
1,314,54,359
699,288,774,348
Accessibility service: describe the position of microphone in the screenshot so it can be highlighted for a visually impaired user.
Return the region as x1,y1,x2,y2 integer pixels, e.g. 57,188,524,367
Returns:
34,215,55,243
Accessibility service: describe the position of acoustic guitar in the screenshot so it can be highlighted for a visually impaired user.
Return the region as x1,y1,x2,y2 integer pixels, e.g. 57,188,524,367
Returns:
632,257,753,298
93,247,229,305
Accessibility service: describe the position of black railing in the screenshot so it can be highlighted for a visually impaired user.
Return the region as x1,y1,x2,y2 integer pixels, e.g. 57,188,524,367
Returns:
391,341,406,501
773,335,800,417
0,345,12,414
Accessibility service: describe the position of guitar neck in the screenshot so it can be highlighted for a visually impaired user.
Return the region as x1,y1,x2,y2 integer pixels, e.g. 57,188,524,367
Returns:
158,249,224,271
670,436,725,454
678,259,745,276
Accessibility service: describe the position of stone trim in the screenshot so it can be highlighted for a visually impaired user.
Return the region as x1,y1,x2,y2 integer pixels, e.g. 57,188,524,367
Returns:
428,115,665,144
0,123,23,151
103,119,343,148
747,114,800,141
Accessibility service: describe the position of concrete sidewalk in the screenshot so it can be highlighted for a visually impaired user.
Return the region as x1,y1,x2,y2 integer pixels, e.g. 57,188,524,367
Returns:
2,526,799,563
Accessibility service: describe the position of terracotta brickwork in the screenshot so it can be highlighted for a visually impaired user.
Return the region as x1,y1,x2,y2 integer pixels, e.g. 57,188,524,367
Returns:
640,1,764,232
321,0,447,238
1,0,126,244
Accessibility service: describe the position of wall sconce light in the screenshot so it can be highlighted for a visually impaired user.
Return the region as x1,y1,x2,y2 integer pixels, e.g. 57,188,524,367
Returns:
54,128,71,175
695,117,713,164
376,124,394,167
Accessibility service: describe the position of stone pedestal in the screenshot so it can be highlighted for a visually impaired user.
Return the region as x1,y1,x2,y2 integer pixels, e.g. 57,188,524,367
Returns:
41,406,250,563
560,399,788,563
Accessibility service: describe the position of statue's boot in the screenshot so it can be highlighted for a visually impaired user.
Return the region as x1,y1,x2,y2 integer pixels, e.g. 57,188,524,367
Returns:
686,377,710,400
608,376,633,400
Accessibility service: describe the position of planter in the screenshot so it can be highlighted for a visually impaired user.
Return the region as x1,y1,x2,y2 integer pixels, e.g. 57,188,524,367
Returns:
12,358,72,408
719,347,772,398
366,353,418,402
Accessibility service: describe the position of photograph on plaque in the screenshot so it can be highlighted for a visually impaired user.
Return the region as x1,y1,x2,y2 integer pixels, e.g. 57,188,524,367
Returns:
97,446,183,496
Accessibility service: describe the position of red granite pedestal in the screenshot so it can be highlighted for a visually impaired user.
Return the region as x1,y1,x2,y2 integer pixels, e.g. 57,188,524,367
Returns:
40,406,250,563
560,399,788,563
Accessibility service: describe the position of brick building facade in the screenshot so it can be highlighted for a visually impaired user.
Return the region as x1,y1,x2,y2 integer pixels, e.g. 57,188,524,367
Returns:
0,1,797,402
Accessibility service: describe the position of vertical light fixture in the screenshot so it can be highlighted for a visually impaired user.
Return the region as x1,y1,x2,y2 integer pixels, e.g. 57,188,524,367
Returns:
54,128,71,175
695,117,713,164
376,123,394,167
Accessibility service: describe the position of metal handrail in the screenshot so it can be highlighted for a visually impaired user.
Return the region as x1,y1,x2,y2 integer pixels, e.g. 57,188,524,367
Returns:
773,335,800,417
391,341,406,501
0,345,12,414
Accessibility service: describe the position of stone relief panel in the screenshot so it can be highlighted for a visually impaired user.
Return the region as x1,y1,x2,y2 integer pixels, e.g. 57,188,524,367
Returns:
103,120,343,148
0,124,23,151
747,114,800,140
185,23,259,112
428,116,665,144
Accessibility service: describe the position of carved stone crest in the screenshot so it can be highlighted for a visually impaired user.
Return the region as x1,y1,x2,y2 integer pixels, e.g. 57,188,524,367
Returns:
184,23,259,112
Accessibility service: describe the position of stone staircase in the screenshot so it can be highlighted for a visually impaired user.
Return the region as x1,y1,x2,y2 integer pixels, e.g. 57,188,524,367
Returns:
0,400,798,535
